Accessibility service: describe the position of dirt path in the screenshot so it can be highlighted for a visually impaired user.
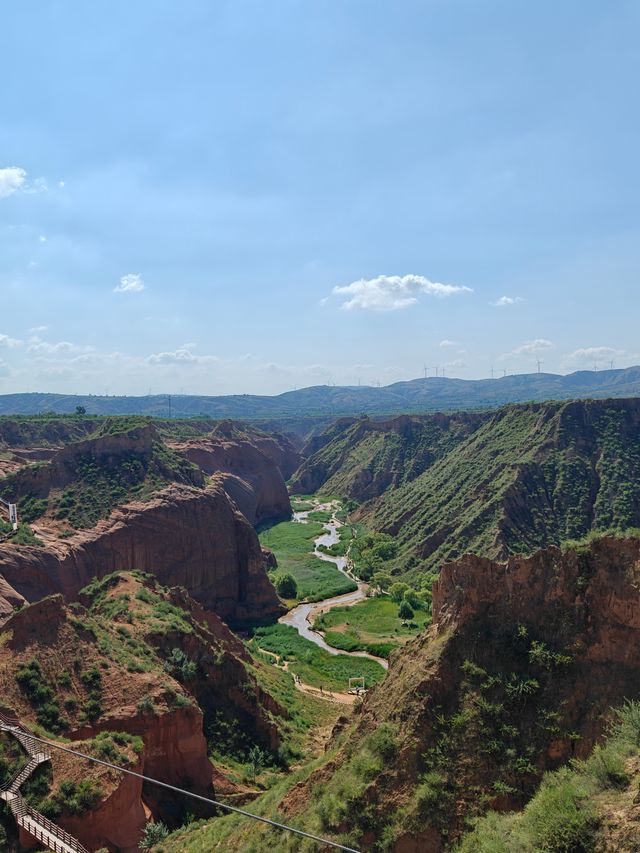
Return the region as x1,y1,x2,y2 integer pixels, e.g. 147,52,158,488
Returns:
257,649,358,705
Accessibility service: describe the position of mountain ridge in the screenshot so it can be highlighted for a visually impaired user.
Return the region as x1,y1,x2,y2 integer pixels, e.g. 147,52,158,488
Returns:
3,366,640,418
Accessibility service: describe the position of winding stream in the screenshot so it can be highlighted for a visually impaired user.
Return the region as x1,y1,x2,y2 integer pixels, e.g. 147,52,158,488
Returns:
278,504,389,670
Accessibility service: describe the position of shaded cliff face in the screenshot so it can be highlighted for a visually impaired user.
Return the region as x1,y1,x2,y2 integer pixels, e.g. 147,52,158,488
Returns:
0,481,284,626
0,574,290,850
171,432,295,526
282,536,640,851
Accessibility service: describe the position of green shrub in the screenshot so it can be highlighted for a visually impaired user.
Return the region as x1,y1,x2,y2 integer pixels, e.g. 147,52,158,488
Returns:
398,600,415,620
274,573,298,599
15,659,66,732
39,778,102,817
140,821,169,849
137,694,156,714
582,744,629,790
164,648,197,681
518,768,596,851
368,723,398,762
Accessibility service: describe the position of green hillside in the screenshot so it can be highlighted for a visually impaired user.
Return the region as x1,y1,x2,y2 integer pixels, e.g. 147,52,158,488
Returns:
289,412,487,500
292,398,640,581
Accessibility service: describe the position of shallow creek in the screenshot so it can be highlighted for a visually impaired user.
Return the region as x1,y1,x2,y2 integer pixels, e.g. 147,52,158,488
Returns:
278,505,389,670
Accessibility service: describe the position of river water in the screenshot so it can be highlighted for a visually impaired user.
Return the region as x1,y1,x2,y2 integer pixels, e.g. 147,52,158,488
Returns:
278,506,389,670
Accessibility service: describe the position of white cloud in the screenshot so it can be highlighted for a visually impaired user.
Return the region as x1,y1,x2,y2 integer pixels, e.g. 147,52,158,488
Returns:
0,333,22,348
29,325,48,335
27,337,93,355
39,235,47,243
439,339,458,347
331,274,472,312
500,339,553,360
114,273,145,293
491,295,523,307
564,346,627,368
0,167,27,198
147,347,219,366
58,180,65,188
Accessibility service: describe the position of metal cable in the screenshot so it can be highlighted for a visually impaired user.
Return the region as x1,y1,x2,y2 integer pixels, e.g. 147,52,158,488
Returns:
2,727,361,853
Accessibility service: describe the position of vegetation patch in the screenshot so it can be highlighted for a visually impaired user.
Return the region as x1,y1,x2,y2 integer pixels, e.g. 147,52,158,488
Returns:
259,519,356,602
458,700,640,851
248,624,386,692
314,595,430,658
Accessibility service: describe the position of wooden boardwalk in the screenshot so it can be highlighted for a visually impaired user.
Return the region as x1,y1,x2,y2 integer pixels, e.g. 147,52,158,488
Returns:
0,711,89,853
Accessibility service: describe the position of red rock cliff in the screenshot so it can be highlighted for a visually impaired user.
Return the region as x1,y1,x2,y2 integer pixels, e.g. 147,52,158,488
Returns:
0,481,284,626
285,536,640,852
171,434,293,525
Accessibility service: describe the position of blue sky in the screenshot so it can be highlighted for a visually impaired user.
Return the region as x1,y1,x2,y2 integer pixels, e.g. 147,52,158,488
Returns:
1,0,639,395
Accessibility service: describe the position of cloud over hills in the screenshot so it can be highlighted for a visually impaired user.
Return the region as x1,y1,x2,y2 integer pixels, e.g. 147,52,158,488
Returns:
330,274,472,311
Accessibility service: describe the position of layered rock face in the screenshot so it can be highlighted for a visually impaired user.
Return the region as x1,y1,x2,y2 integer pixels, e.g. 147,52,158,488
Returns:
287,536,640,851
172,433,294,526
0,481,283,625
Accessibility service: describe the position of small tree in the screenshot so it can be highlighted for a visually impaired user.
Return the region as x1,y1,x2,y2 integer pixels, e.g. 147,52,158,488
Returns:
140,821,169,850
389,582,410,603
371,572,392,592
75,405,87,416
274,573,297,599
398,599,414,620
402,588,422,610
247,745,266,783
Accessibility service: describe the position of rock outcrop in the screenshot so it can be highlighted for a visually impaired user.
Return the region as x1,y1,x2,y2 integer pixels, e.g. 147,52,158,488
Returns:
0,576,290,850
0,481,283,626
284,536,640,851
170,420,300,525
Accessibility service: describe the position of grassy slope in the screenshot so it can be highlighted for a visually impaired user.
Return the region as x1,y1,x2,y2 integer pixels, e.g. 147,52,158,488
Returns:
259,520,356,602
367,399,640,579
458,701,640,852
290,413,483,501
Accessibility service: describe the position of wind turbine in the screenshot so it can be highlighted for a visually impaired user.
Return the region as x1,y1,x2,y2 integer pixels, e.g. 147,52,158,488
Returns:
537,360,543,374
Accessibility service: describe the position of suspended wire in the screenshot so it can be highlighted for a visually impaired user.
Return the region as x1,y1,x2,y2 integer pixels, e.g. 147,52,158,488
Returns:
3,727,361,853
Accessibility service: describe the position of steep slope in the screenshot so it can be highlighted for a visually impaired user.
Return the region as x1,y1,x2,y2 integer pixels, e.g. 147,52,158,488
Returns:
289,412,487,500
0,417,296,624
457,699,640,851
170,419,300,526
306,398,640,580
271,535,640,852
0,481,284,626
0,572,290,851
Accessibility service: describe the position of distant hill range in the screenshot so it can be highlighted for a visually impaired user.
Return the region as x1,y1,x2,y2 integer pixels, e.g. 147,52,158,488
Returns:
2,366,640,419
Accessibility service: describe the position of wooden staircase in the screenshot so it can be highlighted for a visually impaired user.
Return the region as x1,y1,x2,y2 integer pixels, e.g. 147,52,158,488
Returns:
0,711,90,853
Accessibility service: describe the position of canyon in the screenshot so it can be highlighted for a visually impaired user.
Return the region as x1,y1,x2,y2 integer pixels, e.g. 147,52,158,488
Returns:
0,418,300,625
